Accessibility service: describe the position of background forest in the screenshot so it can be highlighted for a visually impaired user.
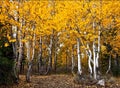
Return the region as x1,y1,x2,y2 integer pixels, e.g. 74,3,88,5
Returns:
0,0,120,87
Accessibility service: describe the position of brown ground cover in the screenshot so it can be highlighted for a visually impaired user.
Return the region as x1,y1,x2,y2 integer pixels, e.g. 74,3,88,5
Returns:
1,74,120,88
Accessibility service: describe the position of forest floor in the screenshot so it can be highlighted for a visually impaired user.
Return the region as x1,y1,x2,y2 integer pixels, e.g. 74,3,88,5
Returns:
1,74,120,88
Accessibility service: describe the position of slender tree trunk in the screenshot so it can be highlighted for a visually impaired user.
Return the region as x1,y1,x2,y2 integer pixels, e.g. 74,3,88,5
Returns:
66,50,68,72
38,36,42,74
84,32,93,78
93,42,97,79
87,44,93,78
49,35,53,70
77,38,82,75
25,40,30,81
46,34,53,74
54,40,57,72
12,42,18,81
54,50,57,72
92,20,97,79
26,32,36,82
45,0,55,74
106,54,111,74
11,0,19,82
71,45,75,73
116,54,119,68
17,18,23,79
96,23,101,76
20,44,25,74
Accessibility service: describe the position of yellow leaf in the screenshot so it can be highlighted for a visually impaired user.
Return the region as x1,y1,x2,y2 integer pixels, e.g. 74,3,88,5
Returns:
22,39,27,43
9,39,16,43
4,43,9,47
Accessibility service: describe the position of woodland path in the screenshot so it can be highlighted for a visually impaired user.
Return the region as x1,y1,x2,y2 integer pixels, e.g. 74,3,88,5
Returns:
12,74,81,88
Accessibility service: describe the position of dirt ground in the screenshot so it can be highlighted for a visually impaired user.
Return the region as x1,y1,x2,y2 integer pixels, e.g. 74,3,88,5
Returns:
1,74,120,88
13,74,81,88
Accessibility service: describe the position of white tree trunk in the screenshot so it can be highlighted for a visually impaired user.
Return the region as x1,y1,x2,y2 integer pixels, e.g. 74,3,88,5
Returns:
25,40,30,81
26,32,36,82
87,44,93,77
71,45,75,73
96,25,101,68
17,18,23,79
92,20,97,79
45,29,54,74
11,0,18,81
26,41,30,62
106,54,111,74
47,34,53,73
32,33,36,62
77,38,82,75
93,42,97,79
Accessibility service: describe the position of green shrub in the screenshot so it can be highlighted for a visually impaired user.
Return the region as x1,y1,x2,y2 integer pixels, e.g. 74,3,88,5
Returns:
0,45,15,85
0,57,15,85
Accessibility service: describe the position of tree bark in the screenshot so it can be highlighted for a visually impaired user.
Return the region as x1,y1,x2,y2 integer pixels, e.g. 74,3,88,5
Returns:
93,20,97,79
77,38,82,75
26,32,36,82
54,39,57,72
93,42,97,79
71,45,75,73
87,44,93,78
96,22,101,76
38,36,43,74
11,0,19,82
46,34,53,74
25,40,30,81
106,54,111,74
17,18,23,79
